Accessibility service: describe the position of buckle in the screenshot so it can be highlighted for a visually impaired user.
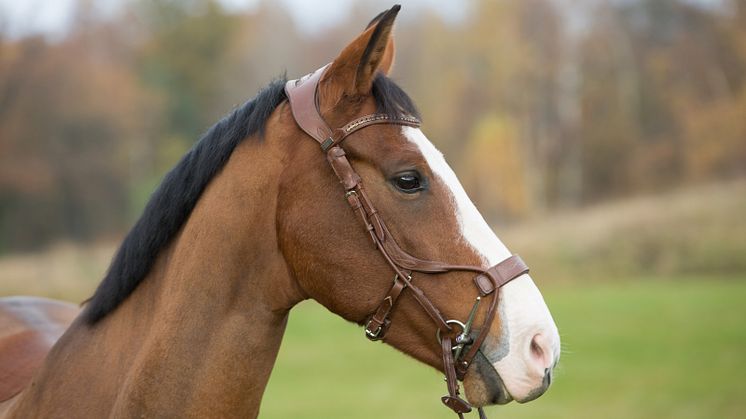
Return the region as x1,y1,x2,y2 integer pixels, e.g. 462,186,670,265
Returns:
364,321,383,341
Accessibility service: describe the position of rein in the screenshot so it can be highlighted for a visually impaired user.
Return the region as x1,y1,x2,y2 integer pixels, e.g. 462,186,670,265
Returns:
284,66,529,418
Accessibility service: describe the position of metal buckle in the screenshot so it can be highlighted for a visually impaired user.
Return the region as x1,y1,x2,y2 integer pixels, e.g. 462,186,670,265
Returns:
363,274,403,341
364,321,383,341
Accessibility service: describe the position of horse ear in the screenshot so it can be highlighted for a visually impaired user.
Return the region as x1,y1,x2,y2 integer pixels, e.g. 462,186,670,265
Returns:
365,10,396,75
319,5,399,111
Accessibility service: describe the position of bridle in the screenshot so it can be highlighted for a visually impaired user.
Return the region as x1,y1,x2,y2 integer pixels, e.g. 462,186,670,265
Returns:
284,65,529,418
285,65,529,419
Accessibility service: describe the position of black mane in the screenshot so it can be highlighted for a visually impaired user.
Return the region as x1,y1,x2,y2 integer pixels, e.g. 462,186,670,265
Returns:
83,74,419,324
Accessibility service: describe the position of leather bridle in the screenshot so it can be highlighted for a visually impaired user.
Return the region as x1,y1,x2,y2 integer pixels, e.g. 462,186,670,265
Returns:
284,65,529,418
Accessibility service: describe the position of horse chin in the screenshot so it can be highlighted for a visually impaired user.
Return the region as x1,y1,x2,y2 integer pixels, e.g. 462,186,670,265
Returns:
462,351,513,407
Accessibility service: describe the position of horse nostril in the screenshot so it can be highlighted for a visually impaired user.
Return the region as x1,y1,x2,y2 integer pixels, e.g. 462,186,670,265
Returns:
530,336,543,358
529,333,552,370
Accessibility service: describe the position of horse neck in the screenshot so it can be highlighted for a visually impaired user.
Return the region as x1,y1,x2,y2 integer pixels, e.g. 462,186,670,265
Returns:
9,131,306,418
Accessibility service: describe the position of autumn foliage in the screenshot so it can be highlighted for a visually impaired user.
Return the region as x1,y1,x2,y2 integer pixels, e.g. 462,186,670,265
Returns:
0,0,744,252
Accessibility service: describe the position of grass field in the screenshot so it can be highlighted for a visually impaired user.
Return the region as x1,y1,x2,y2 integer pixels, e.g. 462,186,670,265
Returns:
262,277,746,419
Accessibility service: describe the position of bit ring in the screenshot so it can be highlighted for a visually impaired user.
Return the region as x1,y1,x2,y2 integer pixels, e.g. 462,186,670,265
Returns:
436,319,466,344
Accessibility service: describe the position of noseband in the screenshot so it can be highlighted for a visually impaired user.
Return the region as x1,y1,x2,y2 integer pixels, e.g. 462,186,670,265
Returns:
285,66,529,418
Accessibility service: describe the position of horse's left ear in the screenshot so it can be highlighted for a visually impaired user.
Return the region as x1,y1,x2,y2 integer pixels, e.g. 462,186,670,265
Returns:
319,5,399,110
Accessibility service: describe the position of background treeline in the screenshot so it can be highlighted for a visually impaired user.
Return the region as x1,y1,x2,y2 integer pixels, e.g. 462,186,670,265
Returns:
1,0,744,252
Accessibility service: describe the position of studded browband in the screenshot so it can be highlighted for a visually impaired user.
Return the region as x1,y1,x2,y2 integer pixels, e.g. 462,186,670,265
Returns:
284,65,529,418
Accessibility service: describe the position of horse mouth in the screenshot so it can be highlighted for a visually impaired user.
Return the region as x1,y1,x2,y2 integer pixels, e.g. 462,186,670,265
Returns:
462,351,513,406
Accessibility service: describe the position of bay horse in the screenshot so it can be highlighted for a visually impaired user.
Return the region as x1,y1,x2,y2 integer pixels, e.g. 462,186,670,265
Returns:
0,5,559,418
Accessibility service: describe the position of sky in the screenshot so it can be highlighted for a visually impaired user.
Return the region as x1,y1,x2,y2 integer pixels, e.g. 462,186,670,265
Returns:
0,0,470,39
0,0,727,42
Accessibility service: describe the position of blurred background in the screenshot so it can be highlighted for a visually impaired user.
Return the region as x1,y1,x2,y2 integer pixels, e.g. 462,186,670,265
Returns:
0,0,744,418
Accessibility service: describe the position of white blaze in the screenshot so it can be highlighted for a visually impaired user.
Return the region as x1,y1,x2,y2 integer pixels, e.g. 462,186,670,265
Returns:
402,126,560,402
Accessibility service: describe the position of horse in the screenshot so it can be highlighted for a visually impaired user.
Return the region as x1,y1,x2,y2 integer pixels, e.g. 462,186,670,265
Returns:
0,5,559,418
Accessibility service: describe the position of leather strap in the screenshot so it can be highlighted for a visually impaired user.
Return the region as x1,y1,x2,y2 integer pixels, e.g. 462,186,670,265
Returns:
441,337,471,417
474,257,529,296
284,64,420,152
364,274,407,340
331,114,420,151
284,64,334,145
285,65,530,418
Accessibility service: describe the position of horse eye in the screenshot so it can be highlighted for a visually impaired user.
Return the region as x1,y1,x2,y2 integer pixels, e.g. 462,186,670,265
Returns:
393,173,422,193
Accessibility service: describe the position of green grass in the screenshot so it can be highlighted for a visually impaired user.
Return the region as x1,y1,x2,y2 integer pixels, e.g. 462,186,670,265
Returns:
261,277,746,419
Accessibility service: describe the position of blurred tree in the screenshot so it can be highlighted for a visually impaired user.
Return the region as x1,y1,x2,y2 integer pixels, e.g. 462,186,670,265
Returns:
462,0,565,213
1,0,745,252
0,24,155,250
577,3,641,201
462,114,529,221
135,0,240,154
577,0,746,202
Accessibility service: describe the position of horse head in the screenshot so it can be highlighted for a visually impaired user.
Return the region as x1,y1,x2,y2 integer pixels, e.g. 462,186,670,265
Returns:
275,5,560,409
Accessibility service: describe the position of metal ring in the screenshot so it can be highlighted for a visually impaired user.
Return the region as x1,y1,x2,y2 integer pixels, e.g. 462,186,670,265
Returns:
345,190,358,198
436,319,466,344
